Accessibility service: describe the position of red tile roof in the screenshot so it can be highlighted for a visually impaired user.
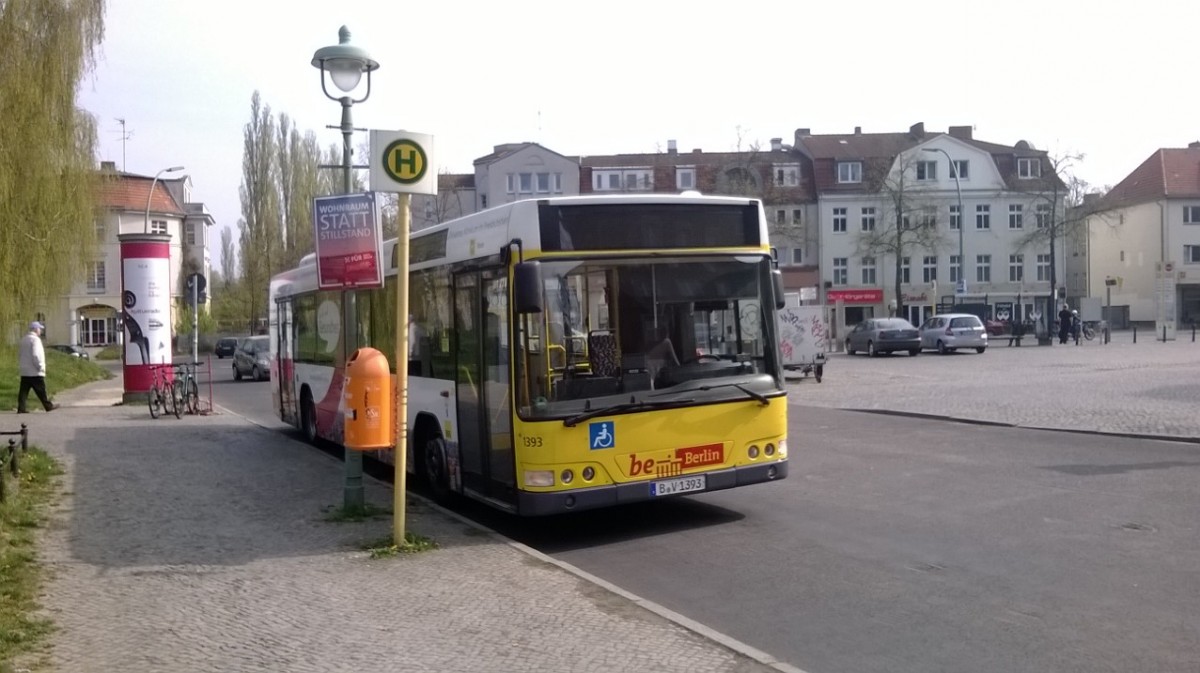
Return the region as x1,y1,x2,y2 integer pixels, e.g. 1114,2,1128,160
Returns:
1101,147,1200,209
96,173,185,215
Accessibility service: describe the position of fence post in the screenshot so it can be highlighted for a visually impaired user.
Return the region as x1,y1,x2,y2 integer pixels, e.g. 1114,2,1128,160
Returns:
1133,325,1137,343
7,438,16,478
1163,325,1167,343
20,423,27,452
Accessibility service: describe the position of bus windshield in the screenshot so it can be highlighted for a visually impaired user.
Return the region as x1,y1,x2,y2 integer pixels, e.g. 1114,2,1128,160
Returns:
514,254,782,420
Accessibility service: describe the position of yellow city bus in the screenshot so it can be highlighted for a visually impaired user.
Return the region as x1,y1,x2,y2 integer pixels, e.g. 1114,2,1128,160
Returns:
269,193,789,515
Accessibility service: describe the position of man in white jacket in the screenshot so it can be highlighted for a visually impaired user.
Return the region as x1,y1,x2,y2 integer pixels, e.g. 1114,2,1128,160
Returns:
17,321,59,413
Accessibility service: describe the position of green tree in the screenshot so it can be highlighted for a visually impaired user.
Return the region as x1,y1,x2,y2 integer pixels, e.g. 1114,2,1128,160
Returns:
0,0,106,332
237,91,281,332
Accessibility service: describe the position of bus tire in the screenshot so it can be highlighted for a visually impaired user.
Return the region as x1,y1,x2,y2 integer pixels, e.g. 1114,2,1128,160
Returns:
300,388,319,445
422,435,451,503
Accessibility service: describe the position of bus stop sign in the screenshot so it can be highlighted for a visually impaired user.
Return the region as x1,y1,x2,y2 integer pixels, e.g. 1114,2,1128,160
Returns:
370,130,437,195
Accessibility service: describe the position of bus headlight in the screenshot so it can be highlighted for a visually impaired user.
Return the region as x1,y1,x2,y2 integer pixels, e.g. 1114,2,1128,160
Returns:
582,467,595,481
778,438,787,458
523,470,554,487
748,445,760,459
560,469,574,484
765,443,776,456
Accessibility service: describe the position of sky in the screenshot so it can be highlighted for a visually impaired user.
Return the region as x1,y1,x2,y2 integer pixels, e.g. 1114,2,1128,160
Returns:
77,0,1200,270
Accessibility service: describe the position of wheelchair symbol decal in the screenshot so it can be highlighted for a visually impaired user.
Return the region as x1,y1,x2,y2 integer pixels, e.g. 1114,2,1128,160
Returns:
589,421,615,450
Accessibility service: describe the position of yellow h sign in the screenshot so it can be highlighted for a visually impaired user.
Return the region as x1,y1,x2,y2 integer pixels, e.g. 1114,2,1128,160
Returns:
370,130,437,195
383,139,428,184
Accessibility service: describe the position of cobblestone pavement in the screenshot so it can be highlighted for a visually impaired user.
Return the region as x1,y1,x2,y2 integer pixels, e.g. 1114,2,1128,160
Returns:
10,377,796,673
788,330,1200,440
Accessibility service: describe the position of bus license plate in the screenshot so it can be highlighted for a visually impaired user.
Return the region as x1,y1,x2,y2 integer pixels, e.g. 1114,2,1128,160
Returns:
651,475,706,497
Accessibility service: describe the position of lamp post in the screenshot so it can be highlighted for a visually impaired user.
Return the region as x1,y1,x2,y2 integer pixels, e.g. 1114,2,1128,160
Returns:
923,148,963,302
313,26,379,511
144,165,185,234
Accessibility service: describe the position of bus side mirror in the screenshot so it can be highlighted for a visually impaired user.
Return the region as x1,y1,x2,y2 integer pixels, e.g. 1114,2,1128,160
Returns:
514,261,543,314
772,269,786,310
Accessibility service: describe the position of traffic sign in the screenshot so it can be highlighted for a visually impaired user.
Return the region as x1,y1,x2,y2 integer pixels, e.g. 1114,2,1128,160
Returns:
185,273,207,305
955,279,967,295
370,130,437,195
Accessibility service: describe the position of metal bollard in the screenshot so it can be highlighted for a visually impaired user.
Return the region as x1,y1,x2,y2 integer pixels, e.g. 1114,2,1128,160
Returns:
20,423,27,452
1133,325,1137,343
7,438,16,478
1163,325,1167,342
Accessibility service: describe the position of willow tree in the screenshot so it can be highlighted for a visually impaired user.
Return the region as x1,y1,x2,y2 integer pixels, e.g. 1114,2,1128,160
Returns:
0,0,106,333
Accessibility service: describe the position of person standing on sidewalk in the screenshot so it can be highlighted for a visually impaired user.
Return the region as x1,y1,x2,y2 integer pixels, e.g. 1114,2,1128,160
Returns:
17,321,59,413
1058,304,1072,344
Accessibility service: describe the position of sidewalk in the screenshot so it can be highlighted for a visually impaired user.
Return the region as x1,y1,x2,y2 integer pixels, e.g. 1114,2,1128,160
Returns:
15,377,797,673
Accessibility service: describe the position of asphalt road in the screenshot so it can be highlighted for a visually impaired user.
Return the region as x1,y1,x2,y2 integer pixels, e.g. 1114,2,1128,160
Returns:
211,361,1200,673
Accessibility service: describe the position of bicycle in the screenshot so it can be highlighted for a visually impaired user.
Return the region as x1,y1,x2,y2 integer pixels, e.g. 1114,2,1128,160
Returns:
147,364,177,419
1073,321,1096,344
172,362,201,416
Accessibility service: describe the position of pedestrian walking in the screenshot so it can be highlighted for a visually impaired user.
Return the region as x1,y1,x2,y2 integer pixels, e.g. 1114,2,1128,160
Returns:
1058,304,1072,344
17,321,60,413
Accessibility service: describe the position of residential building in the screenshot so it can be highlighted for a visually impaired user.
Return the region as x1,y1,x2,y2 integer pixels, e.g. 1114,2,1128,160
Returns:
795,123,1066,333
1079,144,1200,329
411,173,475,232
53,162,214,348
472,143,580,212
578,139,819,292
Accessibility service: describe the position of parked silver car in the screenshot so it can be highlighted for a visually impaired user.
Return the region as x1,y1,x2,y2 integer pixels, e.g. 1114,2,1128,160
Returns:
845,318,921,357
233,335,271,381
918,313,988,354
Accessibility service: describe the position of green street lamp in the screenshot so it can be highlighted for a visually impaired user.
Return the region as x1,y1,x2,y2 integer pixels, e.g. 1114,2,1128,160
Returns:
144,165,185,234
923,147,963,300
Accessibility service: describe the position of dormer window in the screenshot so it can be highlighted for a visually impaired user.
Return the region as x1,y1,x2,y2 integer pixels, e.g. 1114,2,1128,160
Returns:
774,163,800,187
837,161,862,184
1017,158,1041,179
915,160,937,181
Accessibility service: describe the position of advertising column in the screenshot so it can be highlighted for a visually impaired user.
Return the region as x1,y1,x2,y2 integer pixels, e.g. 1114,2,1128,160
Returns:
118,232,173,401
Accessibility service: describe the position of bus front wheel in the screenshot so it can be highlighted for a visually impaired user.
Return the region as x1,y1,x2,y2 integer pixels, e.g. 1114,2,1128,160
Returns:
423,436,451,503
301,389,318,445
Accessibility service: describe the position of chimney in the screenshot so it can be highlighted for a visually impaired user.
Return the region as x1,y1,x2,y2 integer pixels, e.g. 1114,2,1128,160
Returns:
100,160,116,171
854,126,862,135
693,148,702,154
1189,141,1200,149
948,125,973,140
667,139,677,155
793,129,811,146
770,137,783,151
909,122,925,137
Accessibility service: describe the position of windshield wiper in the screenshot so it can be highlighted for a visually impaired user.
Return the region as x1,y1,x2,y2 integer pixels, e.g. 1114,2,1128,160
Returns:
649,382,771,406
563,398,694,427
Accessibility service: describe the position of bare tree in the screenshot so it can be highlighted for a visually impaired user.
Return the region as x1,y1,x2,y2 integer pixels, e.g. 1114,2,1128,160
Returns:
219,226,236,287
856,154,948,318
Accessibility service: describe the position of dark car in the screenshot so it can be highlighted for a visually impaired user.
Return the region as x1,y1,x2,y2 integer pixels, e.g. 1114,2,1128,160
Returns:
214,337,238,358
232,335,270,381
50,344,89,359
845,318,921,357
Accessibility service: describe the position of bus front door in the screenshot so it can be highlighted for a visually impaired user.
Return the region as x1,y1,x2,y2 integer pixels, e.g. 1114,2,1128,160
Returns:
454,268,515,506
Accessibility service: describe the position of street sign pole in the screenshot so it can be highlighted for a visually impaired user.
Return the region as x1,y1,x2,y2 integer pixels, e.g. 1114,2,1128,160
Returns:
192,282,199,364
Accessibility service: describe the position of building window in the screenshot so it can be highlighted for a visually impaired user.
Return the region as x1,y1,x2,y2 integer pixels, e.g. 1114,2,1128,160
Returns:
1184,206,1200,224
481,194,488,209
554,173,563,192
833,258,848,285
519,173,533,193
917,211,936,229
536,172,551,193
916,160,937,181
975,204,990,230
1017,158,1041,179
791,248,803,265
832,207,847,233
949,205,961,230
676,167,695,190
1036,254,1050,280
922,256,937,283
1185,245,1200,263
837,161,862,184
861,257,877,285
506,174,515,194
792,209,803,224
861,207,876,231
774,164,800,187
776,209,786,225
1009,253,1024,281
150,219,167,235
185,222,196,245
950,255,961,282
1036,203,1051,228
86,261,105,292
976,254,992,282
900,257,911,284
951,160,969,180
1008,204,1024,229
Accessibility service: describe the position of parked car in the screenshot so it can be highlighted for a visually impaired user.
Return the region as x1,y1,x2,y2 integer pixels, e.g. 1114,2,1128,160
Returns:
214,337,239,359
232,336,271,381
919,313,988,354
845,318,921,357
50,344,89,359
